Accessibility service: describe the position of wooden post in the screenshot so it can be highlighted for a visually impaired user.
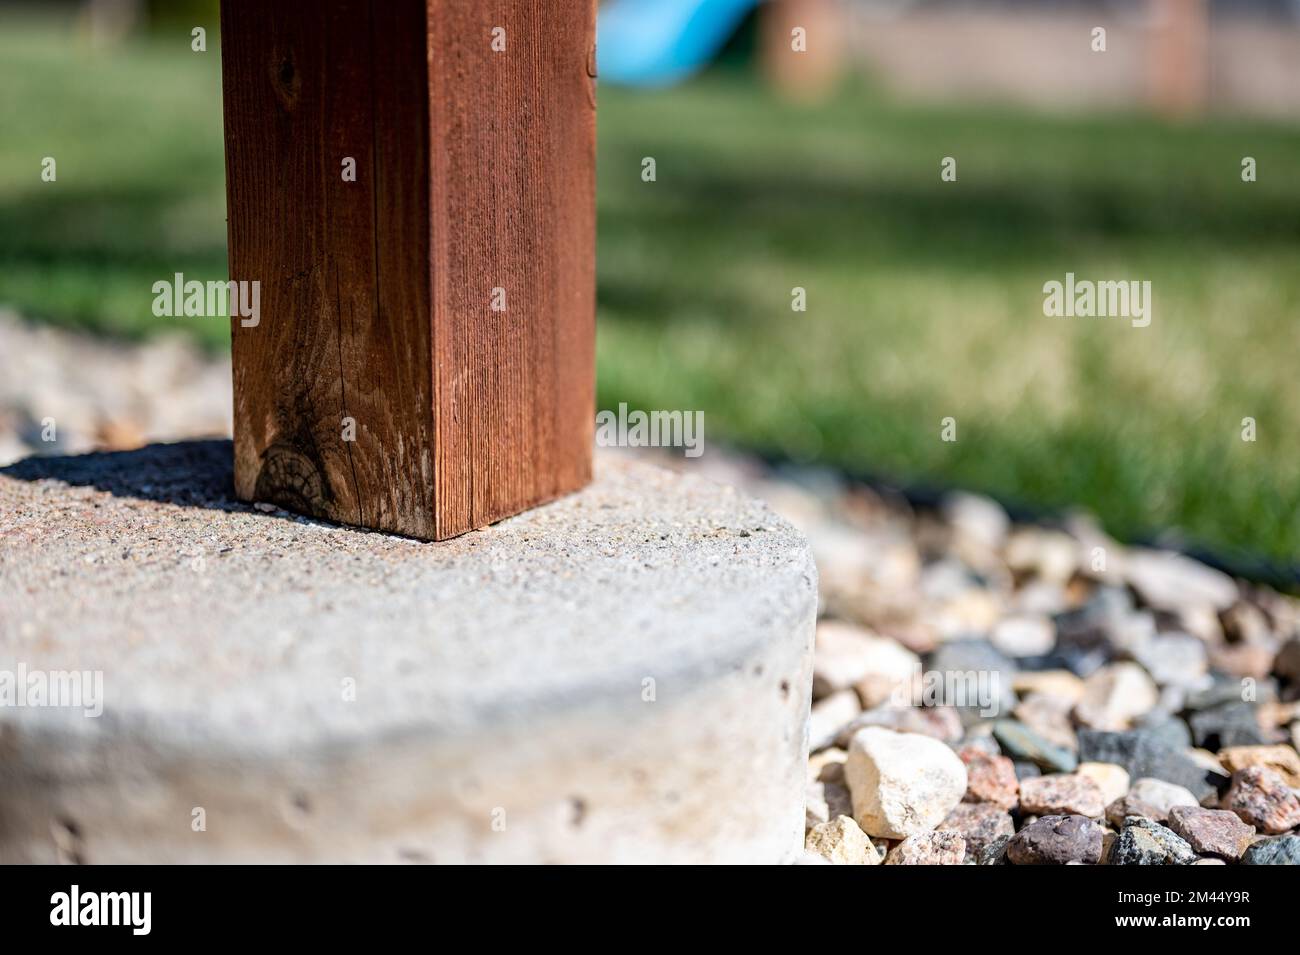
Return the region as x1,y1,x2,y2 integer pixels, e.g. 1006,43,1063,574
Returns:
1148,0,1209,118
219,0,596,540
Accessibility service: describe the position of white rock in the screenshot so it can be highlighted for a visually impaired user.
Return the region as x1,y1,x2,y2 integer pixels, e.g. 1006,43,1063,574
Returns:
1132,632,1208,689
809,689,860,751
1012,670,1085,703
1004,527,1078,584
1077,762,1131,805
991,615,1056,658
804,815,881,865
942,492,1010,553
1074,662,1159,731
1129,777,1199,819
812,620,919,706
844,727,967,839
1125,549,1238,613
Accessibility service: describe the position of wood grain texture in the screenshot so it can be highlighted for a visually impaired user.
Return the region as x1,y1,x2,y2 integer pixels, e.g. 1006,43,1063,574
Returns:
220,0,595,540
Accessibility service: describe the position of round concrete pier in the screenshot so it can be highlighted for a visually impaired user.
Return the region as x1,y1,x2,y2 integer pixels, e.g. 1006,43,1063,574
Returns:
0,442,817,863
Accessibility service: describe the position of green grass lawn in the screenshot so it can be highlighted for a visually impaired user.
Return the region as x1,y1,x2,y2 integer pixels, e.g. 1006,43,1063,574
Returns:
2,13,1299,562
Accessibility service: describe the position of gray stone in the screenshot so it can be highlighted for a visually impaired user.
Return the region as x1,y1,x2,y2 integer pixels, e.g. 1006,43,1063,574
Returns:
0,445,818,863
994,719,1078,773
1110,818,1197,865
1053,586,1134,655
1076,729,1226,802
1132,715,1192,750
1242,836,1300,865
1013,760,1043,781
1186,677,1275,713
925,639,1017,715
1131,632,1208,689
978,833,1012,865
1188,703,1268,751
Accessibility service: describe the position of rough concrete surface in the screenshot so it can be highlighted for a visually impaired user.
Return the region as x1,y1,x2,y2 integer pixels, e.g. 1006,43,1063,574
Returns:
0,442,818,863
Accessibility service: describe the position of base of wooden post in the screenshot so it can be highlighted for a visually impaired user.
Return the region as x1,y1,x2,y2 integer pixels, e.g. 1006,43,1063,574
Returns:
0,444,816,863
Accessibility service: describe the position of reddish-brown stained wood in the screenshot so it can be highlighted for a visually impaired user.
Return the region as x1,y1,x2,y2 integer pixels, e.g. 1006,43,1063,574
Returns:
220,0,595,540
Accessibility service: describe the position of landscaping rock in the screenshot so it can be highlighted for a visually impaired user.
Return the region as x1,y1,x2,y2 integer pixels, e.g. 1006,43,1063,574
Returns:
1241,836,1300,865
845,727,968,839
959,748,1019,810
1007,815,1104,865
1014,694,1078,751
804,816,881,865
1011,670,1084,703
941,492,1009,554
809,690,861,752
808,747,847,784
1019,774,1106,817
994,719,1077,773
1131,632,1208,689
1189,703,1268,751
1127,778,1199,820
805,780,853,829
1132,715,1192,750
991,615,1056,659
1105,796,1164,829
1076,729,1224,802
938,802,1015,861
978,834,1012,865
1222,766,1300,834
835,703,963,747
885,829,966,865
1166,806,1255,860
1219,744,1300,787
1110,818,1196,865
925,639,1016,715
1074,662,1159,731
1076,762,1130,805
1124,550,1238,613
812,620,918,705
1272,637,1300,684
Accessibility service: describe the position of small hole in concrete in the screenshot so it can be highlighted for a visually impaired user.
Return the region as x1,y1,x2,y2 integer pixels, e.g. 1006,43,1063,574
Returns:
52,817,85,865
780,680,791,699
282,791,312,829
569,796,587,828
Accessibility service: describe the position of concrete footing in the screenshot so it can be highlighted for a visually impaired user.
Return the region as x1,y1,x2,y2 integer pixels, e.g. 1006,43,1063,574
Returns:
0,442,817,863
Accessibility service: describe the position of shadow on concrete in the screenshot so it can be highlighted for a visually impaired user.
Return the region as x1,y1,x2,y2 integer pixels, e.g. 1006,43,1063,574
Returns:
1,439,239,510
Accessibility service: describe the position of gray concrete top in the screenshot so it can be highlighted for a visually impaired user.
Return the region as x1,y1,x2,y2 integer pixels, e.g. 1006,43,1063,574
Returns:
0,442,817,759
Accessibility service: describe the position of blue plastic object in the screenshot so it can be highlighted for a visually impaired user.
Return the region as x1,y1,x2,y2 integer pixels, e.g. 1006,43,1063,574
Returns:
597,0,763,88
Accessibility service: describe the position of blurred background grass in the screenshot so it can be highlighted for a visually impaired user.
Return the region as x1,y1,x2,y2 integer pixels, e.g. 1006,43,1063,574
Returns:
1,4,1298,563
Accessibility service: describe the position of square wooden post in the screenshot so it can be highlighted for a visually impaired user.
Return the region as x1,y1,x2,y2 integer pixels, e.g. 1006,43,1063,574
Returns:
219,0,596,540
